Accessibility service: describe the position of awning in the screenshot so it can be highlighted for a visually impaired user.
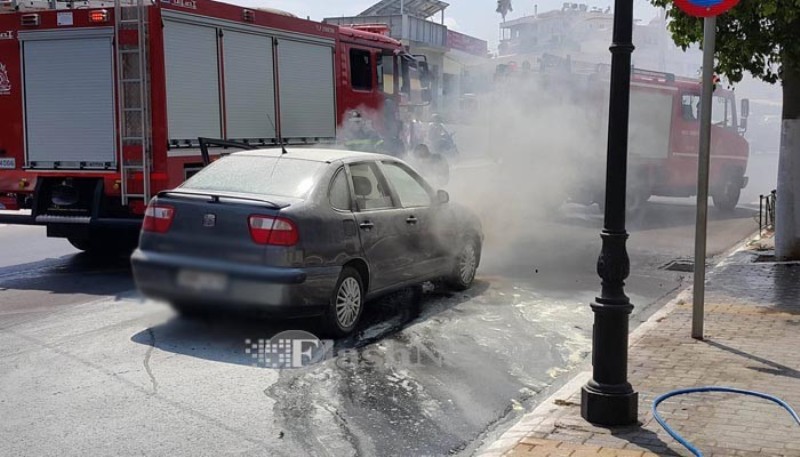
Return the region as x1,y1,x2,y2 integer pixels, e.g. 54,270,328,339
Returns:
359,0,449,19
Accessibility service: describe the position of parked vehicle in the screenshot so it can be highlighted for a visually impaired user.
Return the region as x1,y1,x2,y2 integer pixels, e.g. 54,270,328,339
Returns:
131,148,483,336
495,56,751,212
0,0,429,252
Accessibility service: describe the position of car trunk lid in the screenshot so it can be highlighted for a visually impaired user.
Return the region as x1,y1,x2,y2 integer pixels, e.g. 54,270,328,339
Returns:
140,191,298,266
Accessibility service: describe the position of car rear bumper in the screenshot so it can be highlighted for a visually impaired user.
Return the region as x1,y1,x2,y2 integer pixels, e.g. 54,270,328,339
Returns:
131,249,341,315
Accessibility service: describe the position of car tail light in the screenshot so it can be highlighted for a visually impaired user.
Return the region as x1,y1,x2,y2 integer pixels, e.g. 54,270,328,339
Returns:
142,204,175,233
248,215,299,246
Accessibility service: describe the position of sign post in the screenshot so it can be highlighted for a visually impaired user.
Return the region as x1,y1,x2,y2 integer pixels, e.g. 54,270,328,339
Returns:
691,16,716,340
674,0,739,340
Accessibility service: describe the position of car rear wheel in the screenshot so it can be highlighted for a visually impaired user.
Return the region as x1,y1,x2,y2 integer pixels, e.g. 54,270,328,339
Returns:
322,267,364,337
446,237,481,291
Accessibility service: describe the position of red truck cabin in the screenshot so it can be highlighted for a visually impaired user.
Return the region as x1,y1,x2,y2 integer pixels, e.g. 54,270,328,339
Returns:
626,70,749,209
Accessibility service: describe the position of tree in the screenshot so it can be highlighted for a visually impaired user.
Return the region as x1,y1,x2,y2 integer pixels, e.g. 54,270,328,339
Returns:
496,0,513,22
649,0,800,259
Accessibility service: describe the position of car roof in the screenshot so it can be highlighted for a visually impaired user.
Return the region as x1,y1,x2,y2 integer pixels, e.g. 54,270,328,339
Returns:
230,147,394,164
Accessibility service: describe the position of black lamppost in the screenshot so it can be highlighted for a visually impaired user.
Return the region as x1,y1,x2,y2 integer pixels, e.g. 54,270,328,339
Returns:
580,0,638,425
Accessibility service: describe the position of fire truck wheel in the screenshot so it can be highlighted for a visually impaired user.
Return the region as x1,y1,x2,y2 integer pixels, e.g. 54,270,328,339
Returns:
625,188,648,217
712,175,741,212
67,237,91,252
68,233,138,256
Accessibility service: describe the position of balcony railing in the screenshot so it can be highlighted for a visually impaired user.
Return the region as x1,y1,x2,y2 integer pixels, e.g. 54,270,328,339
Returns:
325,14,446,49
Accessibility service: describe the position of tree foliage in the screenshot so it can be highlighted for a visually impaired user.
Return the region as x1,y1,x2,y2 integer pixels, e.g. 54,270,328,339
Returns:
648,0,800,85
496,0,513,21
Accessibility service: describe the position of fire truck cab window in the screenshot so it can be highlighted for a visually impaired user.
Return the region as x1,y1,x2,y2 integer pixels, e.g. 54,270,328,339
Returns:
350,49,373,91
379,55,395,95
681,93,734,128
681,94,700,121
712,95,733,128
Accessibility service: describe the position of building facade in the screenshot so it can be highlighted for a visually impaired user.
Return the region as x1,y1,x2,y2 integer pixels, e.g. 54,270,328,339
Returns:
498,3,701,78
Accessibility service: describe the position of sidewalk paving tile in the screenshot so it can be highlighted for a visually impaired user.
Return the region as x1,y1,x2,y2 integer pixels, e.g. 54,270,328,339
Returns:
498,242,800,457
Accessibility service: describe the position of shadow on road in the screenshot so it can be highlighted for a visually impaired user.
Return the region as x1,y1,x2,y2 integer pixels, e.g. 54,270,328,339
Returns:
557,200,757,232
0,251,134,297
130,280,491,367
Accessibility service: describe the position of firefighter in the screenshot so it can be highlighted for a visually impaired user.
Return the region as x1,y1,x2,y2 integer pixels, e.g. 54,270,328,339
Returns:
381,97,406,157
427,113,458,158
341,111,381,152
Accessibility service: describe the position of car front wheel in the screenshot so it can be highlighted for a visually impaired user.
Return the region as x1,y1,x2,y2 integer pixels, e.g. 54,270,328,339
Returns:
322,267,365,337
447,237,481,291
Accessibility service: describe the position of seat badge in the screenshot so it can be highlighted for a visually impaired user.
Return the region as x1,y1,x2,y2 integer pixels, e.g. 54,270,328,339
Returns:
203,214,216,227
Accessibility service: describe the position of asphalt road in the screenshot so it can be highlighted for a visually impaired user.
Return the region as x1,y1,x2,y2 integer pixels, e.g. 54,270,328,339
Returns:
0,170,758,457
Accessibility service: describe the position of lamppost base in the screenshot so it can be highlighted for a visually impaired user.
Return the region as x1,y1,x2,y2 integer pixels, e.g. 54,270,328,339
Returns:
581,384,638,426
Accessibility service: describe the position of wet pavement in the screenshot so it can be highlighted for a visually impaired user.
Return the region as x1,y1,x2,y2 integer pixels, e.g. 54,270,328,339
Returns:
0,163,760,457
488,239,800,457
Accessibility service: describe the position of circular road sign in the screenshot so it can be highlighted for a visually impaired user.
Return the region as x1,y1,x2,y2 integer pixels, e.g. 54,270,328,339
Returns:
675,0,739,17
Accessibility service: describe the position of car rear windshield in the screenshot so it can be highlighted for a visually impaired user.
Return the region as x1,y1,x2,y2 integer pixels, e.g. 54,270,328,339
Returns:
181,155,324,199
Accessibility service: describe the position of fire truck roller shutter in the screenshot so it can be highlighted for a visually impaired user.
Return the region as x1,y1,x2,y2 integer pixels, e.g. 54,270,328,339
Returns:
20,30,116,168
223,31,276,141
163,20,221,142
276,39,336,140
628,89,673,160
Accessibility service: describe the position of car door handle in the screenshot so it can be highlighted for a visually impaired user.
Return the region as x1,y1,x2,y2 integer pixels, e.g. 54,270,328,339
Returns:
406,216,418,225
359,221,375,230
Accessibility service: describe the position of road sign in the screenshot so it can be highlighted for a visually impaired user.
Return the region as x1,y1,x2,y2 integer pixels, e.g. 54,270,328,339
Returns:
675,0,739,17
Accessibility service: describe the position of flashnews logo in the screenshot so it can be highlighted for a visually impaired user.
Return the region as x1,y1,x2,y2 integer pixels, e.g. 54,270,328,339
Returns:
245,330,333,369
245,330,445,369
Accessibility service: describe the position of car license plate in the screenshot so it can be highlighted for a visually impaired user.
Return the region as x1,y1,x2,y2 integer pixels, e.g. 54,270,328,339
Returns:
176,269,228,292
0,158,15,169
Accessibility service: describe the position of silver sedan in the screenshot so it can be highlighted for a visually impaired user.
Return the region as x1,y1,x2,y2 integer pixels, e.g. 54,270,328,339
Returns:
131,148,483,336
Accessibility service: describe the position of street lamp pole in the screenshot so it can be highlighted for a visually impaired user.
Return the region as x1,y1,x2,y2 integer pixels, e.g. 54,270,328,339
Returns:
580,0,639,425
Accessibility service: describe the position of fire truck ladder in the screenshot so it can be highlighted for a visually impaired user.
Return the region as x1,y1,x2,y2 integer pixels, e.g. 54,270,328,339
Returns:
115,0,151,206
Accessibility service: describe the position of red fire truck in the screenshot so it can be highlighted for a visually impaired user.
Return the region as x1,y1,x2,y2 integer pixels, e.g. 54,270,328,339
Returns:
0,0,429,251
496,56,750,213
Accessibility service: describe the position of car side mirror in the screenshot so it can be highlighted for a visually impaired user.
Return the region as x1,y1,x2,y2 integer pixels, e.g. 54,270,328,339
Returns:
437,189,449,204
741,98,749,119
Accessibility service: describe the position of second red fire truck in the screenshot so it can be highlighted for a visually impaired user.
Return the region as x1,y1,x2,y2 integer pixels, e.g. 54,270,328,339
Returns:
495,55,751,213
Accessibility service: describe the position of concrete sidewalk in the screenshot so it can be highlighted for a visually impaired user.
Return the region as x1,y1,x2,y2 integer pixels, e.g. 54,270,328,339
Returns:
481,234,800,457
